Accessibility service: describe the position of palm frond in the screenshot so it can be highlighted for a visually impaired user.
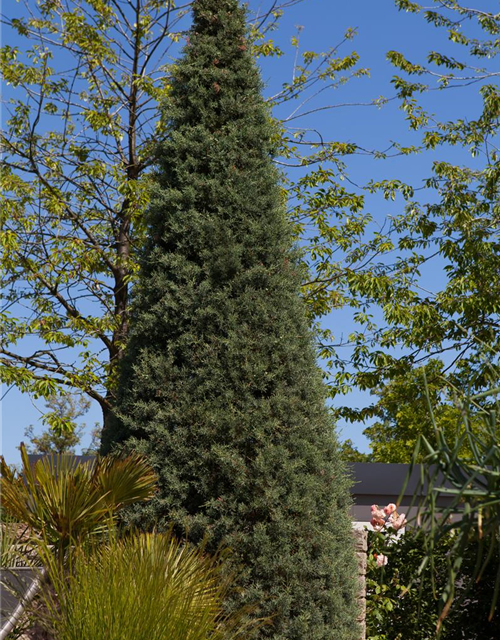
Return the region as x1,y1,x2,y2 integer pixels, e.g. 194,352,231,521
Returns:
0,445,157,556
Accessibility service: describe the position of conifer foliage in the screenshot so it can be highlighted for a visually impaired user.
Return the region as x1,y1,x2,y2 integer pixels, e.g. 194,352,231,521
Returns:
102,1,359,638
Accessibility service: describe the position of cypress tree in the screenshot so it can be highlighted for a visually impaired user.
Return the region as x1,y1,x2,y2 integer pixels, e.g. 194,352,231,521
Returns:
102,1,359,638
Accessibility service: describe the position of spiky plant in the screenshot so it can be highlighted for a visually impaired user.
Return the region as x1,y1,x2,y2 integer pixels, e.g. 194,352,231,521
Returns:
0,516,19,569
39,530,260,640
406,381,500,628
0,444,156,561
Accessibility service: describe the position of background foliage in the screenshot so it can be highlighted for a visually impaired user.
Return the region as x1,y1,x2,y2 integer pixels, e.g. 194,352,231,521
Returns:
22,392,101,454
366,529,500,640
343,359,483,462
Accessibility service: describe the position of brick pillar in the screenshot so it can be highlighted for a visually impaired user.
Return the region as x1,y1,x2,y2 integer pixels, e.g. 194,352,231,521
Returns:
354,528,367,640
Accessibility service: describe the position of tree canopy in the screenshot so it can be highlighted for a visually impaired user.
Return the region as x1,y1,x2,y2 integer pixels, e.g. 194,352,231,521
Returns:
363,360,480,462
23,392,101,454
350,0,500,400
1,0,384,431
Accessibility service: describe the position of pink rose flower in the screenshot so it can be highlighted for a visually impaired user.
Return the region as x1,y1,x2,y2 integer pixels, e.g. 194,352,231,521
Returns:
374,553,388,567
370,516,385,529
384,503,397,516
389,512,407,531
371,506,386,521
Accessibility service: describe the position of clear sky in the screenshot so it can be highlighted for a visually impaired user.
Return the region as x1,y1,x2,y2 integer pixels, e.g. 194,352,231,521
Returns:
1,0,489,464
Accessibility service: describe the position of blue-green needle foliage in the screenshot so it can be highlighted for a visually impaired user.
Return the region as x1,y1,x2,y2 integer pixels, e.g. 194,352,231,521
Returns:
102,1,359,638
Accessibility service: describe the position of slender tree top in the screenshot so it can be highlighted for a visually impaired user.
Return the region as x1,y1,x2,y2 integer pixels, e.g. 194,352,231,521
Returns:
164,0,265,133
193,0,242,20
145,0,282,265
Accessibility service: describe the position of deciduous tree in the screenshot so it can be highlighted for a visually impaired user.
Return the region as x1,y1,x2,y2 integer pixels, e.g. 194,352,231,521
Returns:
1,0,382,436
23,392,98,454
363,360,467,463
343,0,500,409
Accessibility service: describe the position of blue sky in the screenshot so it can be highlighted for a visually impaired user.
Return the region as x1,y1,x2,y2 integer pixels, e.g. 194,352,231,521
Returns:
1,0,491,463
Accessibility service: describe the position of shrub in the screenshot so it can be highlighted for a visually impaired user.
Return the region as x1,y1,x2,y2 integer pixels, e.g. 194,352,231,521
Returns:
366,528,500,640
0,444,156,561
366,529,449,640
40,530,259,640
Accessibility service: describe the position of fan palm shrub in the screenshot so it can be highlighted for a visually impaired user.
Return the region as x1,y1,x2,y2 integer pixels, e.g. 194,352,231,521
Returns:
38,529,260,640
0,445,157,639
0,443,156,562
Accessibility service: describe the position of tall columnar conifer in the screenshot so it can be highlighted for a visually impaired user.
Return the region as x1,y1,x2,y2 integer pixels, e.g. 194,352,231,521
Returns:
102,1,359,637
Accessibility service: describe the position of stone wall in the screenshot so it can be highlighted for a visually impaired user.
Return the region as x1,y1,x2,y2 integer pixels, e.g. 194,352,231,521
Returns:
354,528,368,640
